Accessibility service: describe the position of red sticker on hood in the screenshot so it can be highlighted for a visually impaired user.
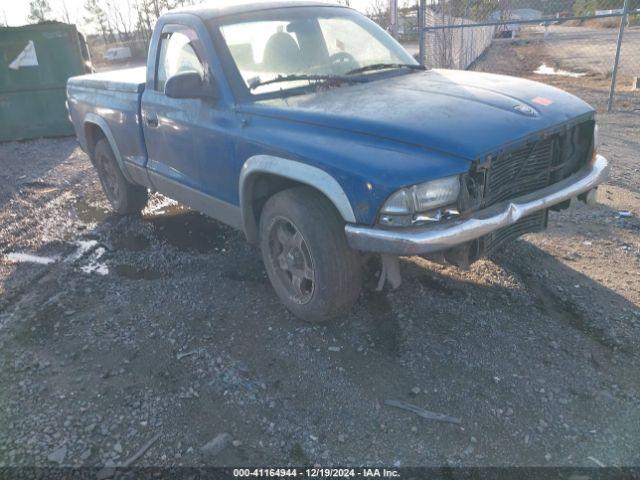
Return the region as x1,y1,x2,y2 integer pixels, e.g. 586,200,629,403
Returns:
532,96,553,106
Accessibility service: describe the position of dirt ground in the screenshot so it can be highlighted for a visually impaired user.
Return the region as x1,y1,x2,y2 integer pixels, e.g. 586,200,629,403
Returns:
1,53,640,468
470,27,640,112
528,25,640,86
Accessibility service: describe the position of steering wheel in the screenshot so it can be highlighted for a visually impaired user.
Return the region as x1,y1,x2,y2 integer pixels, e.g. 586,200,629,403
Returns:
328,51,359,73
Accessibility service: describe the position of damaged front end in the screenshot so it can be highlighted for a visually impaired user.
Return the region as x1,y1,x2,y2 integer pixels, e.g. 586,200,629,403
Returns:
353,119,605,288
434,118,597,268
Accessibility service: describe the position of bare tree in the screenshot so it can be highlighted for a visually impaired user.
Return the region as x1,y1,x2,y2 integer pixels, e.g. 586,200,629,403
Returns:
99,0,128,40
83,0,200,45
367,0,391,28
132,0,198,41
28,0,53,23
59,0,72,24
133,0,155,41
85,0,114,43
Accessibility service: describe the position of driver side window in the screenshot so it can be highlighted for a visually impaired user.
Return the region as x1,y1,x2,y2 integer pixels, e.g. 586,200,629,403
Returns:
156,27,205,92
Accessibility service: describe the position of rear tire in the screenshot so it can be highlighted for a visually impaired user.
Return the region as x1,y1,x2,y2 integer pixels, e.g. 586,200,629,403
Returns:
259,187,362,322
93,138,148,215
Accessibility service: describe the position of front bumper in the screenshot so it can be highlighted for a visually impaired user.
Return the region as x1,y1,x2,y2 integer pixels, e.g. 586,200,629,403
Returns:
345,155,609,255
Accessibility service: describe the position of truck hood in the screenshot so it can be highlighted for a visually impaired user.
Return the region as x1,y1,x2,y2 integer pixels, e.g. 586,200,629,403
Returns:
246,69,594,160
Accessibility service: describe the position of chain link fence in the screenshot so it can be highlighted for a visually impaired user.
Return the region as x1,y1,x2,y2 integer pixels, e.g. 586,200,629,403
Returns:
417,0,640,111
422,9,495,69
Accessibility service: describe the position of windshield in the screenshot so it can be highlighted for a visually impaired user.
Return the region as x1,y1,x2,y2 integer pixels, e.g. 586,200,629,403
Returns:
213,7,417,95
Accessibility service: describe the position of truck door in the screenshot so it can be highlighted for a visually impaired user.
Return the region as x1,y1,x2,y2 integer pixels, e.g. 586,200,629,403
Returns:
141,24,210,195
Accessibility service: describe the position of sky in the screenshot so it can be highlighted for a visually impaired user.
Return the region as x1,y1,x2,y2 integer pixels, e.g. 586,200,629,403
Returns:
1,0,381,30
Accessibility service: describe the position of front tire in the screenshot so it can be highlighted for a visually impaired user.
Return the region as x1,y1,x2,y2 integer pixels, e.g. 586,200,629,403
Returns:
259,187,362,322
93,138,148,215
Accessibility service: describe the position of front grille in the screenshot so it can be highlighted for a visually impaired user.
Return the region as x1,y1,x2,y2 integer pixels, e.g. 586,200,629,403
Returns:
484,210,547,255
485,138,555,205
482,121,594,207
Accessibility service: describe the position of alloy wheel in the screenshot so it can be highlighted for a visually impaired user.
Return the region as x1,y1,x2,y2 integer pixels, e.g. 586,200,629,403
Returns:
267,217,315,304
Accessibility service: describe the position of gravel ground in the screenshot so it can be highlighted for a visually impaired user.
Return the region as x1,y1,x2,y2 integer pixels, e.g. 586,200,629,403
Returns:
0,87,639,468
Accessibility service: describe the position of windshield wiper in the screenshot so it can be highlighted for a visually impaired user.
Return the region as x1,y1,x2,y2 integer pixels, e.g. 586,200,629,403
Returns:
345,63,425,76
248,74,365,91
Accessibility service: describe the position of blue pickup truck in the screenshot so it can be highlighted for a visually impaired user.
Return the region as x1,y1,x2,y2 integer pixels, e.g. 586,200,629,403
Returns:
67,1,608,322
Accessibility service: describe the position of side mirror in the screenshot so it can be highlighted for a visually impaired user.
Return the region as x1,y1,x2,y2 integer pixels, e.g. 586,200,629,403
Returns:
164,72,217,100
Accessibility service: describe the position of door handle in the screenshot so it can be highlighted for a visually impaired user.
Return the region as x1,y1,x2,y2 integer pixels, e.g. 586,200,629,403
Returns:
144,113,158,128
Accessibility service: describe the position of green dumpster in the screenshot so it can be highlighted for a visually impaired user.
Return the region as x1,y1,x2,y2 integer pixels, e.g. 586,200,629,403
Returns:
0,23,89,142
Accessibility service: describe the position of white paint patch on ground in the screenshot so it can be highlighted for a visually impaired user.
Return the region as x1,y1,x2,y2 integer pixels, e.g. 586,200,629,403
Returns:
534,63,587,78
64,240,99,263
4,252,57,265
80,247,108,275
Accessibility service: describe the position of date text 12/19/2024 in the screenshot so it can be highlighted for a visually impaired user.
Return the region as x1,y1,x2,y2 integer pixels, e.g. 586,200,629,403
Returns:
233,468,400,478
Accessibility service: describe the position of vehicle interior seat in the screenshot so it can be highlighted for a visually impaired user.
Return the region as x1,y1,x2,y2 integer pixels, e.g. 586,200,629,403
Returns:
262,31,302,72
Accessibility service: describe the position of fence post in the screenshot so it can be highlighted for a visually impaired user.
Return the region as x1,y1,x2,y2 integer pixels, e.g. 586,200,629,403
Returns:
418,0,425,66
390,0,398,38
607,0,630,112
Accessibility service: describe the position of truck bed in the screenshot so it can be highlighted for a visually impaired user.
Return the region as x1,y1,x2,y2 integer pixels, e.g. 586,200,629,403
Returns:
67,67,146,93
66,66,148,186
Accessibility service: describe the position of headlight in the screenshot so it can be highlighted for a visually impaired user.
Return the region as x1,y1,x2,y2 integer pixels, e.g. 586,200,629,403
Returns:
381,175,461,215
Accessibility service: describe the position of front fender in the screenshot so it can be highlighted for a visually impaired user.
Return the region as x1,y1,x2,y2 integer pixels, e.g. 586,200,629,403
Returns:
239,155,356,243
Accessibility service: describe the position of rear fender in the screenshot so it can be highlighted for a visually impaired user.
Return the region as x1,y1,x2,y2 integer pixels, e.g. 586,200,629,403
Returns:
84,113,135,183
